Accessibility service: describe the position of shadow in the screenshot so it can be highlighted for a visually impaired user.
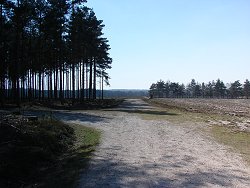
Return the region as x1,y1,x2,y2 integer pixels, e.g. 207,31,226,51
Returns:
38,145,97,188
104,99,178,116
23,110,109,124
106,109,178,116
54,111,109,124
77,153,250,188
119,103,151,109
117,99,154,110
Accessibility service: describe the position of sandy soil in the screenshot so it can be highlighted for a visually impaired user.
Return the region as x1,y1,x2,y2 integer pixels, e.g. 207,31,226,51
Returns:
55,99,250,188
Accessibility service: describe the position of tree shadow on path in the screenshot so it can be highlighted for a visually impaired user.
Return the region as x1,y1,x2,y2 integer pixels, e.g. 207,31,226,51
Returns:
23,110,109,124
106,99,179,116
77,153,250,188
54,111,110,124
106,109,179,116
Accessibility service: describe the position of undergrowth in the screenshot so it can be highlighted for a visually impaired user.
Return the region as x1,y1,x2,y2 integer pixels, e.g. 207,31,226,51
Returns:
0,116,100,188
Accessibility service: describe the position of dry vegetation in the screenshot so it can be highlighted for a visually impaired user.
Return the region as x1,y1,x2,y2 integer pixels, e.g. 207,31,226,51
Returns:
146,98,250,131
0,113,100,188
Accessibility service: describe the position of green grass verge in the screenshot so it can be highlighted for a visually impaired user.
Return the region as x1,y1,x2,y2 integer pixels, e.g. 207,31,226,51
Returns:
211,126,250,165
40,124,101,188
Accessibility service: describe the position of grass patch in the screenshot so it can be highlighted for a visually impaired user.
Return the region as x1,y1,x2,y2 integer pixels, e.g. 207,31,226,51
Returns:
0,116,100,188
72,124,100,150
41,124,100,188
211,126,250,165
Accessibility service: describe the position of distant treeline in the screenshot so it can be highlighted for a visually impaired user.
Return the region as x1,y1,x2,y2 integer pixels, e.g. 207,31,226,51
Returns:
0,0,112,105
2,89,149,99
149,79,250,99
104,90,148,98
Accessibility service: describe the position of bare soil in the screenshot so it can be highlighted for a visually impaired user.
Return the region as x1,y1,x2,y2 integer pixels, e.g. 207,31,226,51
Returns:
56,99,250,187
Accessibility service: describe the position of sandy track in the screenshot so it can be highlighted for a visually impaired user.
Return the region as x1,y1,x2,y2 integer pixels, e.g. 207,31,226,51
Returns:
58,99,250,188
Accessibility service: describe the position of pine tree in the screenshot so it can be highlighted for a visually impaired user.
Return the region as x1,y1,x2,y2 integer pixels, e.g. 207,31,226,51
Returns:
229,80,242,98
0,0,112,104
204,82,214,98
164,81,170,98
214,79,226,98
0,1,12,104
243,79,250,99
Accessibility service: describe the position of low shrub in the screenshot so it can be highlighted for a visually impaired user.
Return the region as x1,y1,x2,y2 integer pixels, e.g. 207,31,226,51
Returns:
0,117,75,187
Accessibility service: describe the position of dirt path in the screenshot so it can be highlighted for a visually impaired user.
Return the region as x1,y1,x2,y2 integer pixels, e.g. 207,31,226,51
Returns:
59,99,250,187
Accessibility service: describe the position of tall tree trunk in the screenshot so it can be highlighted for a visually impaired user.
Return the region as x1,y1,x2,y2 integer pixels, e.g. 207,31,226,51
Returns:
78,64,80,99
31,72,36,100
66,70,69,99
59,65,63,102
47,73,50,99
89,58,93,99
35,73,37,99
42,72,44,100
81,60,85,101
54,68,58,99
28,71,31,100
0,4,4,105
69,68,72,98
38,71,41,100
93,58,97,99
49,71,53,99
15,0,21,106
0,77,5,105
72,64,75,100
86,64,88,99
16,78,20,106
21,78,24,99
8,79,11,99
101,71,104,100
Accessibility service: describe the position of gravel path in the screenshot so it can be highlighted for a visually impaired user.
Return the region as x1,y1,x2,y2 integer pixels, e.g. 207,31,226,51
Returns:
59,99,250,188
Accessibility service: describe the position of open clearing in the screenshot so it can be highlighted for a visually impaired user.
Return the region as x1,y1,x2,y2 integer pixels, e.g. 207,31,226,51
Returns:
56,99,250,187
148,98,250,117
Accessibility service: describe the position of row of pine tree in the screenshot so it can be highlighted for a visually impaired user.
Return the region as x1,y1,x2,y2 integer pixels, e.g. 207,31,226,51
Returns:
0,0,112,105
149,79,250,99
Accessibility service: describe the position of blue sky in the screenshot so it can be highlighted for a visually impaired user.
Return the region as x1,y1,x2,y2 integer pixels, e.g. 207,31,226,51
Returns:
87,0,250,89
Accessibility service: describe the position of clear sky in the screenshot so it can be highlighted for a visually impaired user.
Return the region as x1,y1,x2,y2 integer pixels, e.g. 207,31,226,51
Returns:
86,0,250,89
